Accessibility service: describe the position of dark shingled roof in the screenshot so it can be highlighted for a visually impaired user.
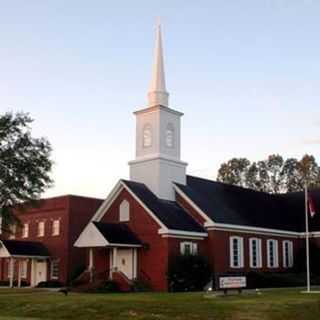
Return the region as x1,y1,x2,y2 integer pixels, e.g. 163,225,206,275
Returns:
93,222,142,246
175,175,320,232
121,180,206,233
1,240,50,257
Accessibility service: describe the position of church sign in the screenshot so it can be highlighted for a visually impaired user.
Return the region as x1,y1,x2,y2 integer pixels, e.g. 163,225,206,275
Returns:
219,276,246,289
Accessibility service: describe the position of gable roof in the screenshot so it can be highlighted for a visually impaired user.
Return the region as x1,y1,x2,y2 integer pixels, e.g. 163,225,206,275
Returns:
175,175,320,232
0,240,50,257
121,180,205,233
92,222,142,246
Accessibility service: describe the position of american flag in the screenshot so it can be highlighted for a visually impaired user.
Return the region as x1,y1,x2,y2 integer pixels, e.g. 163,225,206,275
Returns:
308,196,316,218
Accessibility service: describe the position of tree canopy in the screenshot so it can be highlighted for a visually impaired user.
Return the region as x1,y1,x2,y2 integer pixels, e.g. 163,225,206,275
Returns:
0,112,53,232
217,154,320,193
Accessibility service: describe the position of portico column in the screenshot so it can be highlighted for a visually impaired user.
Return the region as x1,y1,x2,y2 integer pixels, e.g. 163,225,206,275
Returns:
112,247,118,272
17,260,21,288
89,248,94,283
9,258,14,288
133,248,138,279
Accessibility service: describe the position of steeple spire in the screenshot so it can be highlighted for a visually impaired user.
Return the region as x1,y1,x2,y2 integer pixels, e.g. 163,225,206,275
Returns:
148,22,169,107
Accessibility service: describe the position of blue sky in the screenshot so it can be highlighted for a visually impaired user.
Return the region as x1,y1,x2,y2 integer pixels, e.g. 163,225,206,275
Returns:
0,0,319,198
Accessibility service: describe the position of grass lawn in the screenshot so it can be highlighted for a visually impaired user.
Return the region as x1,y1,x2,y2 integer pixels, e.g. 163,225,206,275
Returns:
0,288,319,320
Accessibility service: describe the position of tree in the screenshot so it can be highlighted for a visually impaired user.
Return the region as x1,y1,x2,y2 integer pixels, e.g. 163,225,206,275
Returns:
217,154,320,193
216,158,250,188
0,112,53,232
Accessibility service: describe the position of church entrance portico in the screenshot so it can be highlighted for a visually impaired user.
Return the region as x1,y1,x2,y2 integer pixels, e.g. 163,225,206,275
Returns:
109,247,138,280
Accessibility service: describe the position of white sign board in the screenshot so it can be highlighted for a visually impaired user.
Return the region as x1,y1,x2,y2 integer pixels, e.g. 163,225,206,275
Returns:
219,276,246,289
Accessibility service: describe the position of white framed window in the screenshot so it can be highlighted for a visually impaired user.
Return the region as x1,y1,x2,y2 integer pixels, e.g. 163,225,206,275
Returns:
22,223,29,238
119,200,130,222
165,123,174,148
230,236,244,268
20,260,28,278
50,259,59,279
52,220,60,236
249,238,262,268
283,240,294,268
143,124,152,148
267,239,279,268
37,221,45,237
180,242,198,255
9,224,16,239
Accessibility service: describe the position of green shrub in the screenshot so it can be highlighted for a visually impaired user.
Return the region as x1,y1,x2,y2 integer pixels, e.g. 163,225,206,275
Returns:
167,254,212,292
132,279,152,292
36,280,63,288
94,280,119,293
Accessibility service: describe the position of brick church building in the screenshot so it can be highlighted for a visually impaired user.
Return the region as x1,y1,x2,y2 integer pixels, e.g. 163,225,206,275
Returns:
1,25,320,291
74,25,320,291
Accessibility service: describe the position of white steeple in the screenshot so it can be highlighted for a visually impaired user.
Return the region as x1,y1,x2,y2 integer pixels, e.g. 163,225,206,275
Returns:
147,23,169,107
129,23,187,201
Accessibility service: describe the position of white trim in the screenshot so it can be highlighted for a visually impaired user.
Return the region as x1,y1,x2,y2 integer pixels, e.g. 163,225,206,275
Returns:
161,235,206,240
267,239,279,268
129,154,188,166
75,222,143,248
308,232,320,238
207,223,301,237
173,184,214,226
158,228,207,237
249,238,262,268
229,236,244,268
10,254,49,259
108,243,142,248
74,222,109,247
92,181,124,221
0,241,11,258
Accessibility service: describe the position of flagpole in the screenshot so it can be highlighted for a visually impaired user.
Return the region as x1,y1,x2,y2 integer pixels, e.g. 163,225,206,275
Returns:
305,183,311,293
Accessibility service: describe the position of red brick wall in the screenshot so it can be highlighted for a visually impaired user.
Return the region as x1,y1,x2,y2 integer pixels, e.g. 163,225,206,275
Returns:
208,230,303,274
175,191,306,274
0,195,102,285
68,196,103,282
99,188,169,291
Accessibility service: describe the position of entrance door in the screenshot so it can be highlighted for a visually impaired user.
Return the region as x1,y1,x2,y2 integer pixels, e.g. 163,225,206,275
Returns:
35,260,47,285
116,249,134,279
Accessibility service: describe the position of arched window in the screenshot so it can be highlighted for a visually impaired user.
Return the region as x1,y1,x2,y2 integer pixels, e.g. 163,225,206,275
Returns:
143,124,152,148
119,200,130,222
165,123,174,148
